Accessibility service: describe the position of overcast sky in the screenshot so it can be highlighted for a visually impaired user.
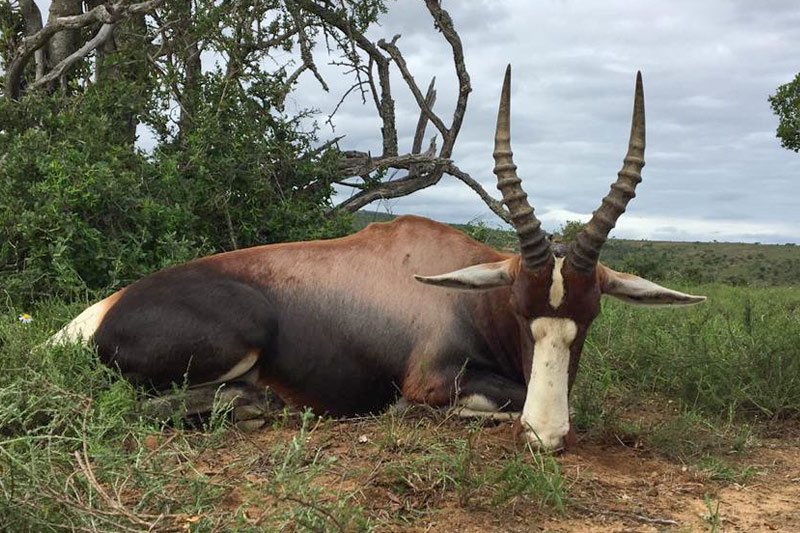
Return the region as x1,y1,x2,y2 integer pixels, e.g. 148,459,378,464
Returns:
288,0,800,243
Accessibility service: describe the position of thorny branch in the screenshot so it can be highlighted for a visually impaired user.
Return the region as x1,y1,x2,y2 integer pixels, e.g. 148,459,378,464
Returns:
285,0,330,92
295,0,398,157
321,0,507,221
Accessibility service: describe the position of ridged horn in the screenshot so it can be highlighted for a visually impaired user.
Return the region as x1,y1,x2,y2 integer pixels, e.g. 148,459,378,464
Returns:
569,71,646,272
493,65,551,271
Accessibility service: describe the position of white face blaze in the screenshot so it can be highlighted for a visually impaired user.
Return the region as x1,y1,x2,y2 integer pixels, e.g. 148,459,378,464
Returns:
548,256,566,309
521,317,577,450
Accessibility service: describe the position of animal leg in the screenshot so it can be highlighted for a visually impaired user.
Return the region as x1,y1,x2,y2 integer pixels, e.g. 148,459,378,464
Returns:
141,381,284,431
404,366,527,420
452,372,527,421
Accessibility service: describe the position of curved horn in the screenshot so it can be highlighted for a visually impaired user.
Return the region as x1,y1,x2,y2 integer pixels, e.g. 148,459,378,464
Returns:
493,65,550,270
569,71,646,272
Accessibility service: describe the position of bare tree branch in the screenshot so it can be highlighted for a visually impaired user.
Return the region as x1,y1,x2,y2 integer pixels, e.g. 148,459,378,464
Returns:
424,0,471,157
412,78,437,155
285,0,329,92
302,135,345,161
445,166,511,224
29,23,117,90
18,0,46,80
295,0,398,156
321,1,503,221
5,0,165,99
287,0,505,222
378,37,449,140
333,153,511,223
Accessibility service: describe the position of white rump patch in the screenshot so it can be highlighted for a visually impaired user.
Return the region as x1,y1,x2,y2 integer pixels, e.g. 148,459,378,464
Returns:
549,256,566,309
520,318,577,450
50,296,116,345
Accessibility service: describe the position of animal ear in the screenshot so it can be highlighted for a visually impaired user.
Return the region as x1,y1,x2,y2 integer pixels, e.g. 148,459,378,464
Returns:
414,259,515,291
599,265,706,307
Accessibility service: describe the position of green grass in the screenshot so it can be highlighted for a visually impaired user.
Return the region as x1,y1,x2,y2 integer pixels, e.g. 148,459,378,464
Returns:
702,493,723,532
600,239,800,286
579,284,800,420
370,412,569,517
571,283,800,472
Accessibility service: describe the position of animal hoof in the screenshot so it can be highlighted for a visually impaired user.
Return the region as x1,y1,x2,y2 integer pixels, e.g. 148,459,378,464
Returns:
235,418,267,432
234,404,266,421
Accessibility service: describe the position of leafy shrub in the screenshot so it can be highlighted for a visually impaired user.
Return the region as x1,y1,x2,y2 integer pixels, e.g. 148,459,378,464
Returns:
0,78,350,306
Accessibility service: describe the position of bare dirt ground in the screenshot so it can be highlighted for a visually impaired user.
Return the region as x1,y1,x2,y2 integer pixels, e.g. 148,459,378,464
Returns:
183,411,800,532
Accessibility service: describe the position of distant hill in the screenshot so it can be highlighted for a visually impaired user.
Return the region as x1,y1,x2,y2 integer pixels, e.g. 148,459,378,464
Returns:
352,211,800,286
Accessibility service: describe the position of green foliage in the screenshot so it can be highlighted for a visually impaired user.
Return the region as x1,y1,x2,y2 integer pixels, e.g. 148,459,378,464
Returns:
460,218,492,243
0,72,350,306
454,218,520,252
554,219,585,243
769,72,800,152
1,88,198,302
0,0,389,306
616,249,667,279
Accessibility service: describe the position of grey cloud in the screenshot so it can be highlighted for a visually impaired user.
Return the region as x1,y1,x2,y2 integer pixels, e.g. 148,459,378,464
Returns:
302,1,800,243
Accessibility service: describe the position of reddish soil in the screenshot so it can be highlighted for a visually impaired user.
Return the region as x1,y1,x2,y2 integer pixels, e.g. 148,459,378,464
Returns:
187,412,800,532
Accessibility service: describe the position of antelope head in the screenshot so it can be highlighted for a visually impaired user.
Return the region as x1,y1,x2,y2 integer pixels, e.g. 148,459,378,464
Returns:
416,66,705,450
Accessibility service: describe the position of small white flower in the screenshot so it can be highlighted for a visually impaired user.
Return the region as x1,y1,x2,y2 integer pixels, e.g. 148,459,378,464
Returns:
18,313,32,325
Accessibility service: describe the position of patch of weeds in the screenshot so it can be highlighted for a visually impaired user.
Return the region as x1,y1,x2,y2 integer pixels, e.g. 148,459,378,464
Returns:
378,445,460,505
696,456,761,483
570,338,626,438
608,418,647,448
702,493,722,532
452,421,487,507
371,417,489,513
373,407,433,454
647,409,755,462
491,446,568,514
247,409,371,532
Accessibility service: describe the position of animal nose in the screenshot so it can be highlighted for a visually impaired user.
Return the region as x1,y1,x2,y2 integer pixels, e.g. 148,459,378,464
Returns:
517,426,567,452
514,420,575,453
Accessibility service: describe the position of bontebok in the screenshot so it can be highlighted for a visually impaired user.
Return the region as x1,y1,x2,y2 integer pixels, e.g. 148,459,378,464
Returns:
54,67,705,450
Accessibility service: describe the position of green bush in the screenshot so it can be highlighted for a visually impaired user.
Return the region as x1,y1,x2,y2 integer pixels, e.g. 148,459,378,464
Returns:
0,78,350,306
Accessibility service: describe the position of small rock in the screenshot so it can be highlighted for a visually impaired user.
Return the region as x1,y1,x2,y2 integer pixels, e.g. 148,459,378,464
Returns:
144,434,159,451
